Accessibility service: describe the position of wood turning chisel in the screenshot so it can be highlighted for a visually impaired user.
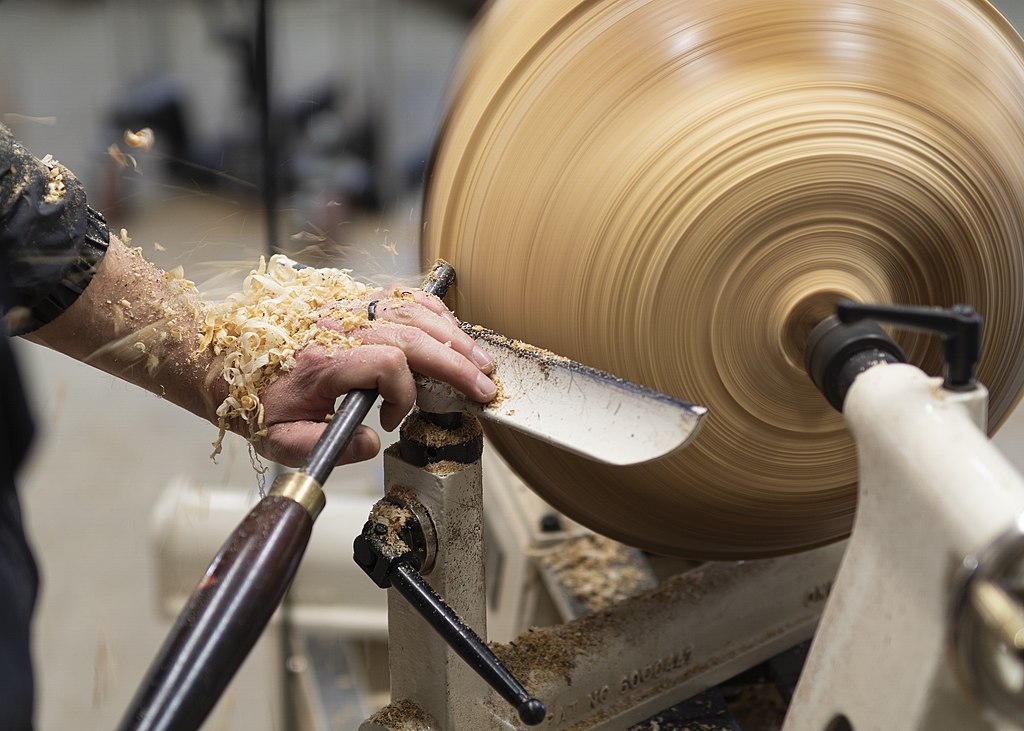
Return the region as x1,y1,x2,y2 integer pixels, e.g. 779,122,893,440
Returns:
117,260,707,731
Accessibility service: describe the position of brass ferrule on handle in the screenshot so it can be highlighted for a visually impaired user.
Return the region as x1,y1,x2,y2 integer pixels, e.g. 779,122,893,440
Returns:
269,472,326,521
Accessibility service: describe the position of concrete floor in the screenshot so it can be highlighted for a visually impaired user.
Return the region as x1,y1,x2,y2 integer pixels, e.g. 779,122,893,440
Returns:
7,1,1024,730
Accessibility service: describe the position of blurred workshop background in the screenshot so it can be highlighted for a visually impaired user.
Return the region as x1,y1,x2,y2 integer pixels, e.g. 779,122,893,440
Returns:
2,0,1024,729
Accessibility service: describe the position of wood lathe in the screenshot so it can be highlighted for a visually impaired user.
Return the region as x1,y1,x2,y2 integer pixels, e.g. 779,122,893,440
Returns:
368,0,1024,727
142,0,1024,728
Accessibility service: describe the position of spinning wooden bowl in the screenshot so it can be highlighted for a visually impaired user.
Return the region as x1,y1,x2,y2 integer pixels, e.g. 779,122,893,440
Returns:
423,0,1024,557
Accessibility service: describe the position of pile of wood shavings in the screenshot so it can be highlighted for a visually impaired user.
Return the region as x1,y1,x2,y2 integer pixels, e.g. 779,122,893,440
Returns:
198,254,372,456
368,499,414,555
539,533,653,614
367,698,436,729
39,154,67,203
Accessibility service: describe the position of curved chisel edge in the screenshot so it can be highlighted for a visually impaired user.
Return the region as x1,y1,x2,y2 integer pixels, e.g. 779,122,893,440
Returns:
414,323,708,466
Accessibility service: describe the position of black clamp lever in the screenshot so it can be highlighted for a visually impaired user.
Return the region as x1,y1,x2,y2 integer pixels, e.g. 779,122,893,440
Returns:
805,299,984,412
354,497,547,726
836,300,983,392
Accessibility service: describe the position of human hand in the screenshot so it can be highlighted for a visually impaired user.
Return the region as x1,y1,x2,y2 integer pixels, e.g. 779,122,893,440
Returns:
253,288,495,467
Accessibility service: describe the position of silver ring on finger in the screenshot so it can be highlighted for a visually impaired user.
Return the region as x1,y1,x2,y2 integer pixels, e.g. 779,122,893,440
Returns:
367,300,380,321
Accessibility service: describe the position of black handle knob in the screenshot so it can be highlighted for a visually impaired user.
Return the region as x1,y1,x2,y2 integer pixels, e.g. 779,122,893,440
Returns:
837,300,983,391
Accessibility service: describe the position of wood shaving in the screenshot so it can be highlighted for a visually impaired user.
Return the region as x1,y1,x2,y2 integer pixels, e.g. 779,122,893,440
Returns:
198,254,371,456
423,459,467,475
3,113,56,126
289,230,326,243
399,410,483,448
540,534,653,614
164,265,186,281
368,499,414,555
485,373,505,410
107,144,137,171
42,159,67,204
124,127,155,150
367,698,435,729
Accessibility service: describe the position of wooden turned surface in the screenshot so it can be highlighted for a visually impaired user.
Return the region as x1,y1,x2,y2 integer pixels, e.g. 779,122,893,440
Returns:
423,0,1024,557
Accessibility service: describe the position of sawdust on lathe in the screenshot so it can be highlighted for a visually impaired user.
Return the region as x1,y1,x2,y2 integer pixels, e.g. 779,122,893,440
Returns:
540,533,652,613
400,409,482,447
485,373,505,410
368,499,414,555
366,698,436,729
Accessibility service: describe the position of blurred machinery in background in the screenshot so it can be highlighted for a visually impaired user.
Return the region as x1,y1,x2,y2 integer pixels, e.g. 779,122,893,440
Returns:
97,0,477,266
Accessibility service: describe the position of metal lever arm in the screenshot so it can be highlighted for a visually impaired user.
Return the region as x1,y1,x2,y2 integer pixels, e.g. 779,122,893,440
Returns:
353,504,546,726
390,563,546,726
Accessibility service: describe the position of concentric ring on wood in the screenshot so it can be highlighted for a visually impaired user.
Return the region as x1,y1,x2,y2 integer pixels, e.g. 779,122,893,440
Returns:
424,0,1024,558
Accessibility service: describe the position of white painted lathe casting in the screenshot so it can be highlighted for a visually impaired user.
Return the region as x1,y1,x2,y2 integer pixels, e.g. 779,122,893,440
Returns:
363,435,844,730
786,363,1024,731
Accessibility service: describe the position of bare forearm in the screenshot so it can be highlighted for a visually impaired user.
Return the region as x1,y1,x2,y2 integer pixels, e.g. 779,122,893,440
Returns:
27,234,227,424
3,125,494,470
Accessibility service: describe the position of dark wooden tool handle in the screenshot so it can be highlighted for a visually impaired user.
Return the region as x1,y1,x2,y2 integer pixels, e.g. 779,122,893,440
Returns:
116,495,312,731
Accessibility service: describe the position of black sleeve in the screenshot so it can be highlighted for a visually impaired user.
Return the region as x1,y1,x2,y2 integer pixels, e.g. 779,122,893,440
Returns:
0,123,109,335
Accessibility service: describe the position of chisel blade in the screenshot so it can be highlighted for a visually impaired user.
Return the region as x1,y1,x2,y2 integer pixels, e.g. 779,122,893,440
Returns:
415,323,707,466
